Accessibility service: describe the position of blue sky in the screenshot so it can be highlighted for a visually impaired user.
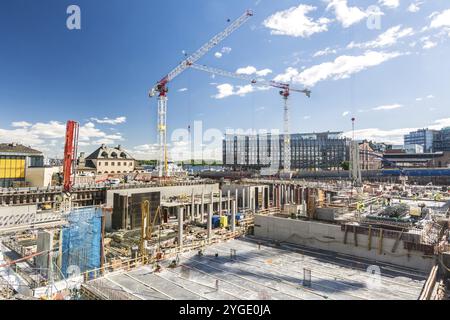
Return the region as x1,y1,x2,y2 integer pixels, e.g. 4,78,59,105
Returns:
1,0,450,160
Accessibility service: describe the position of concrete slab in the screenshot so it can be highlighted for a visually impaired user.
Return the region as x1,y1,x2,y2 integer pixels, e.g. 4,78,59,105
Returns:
86,238,426,300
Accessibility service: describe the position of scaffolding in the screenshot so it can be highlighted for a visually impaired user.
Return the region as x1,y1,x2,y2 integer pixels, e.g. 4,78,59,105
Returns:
61,207,103,278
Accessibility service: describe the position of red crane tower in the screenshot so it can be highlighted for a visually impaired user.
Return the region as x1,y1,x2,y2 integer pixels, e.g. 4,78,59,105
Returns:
62,120,79,193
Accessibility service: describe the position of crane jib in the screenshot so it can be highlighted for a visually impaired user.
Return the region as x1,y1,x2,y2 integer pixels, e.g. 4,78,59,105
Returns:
151,10,253,93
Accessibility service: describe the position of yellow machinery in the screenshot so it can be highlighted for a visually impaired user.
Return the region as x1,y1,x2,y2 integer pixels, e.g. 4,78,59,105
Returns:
220,216,228,228
140,201,162,259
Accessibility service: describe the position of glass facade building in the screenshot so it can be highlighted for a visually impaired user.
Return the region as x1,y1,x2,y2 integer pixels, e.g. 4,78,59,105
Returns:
223,132,349,171
404,129,439,153
404,127,450,153
0,143,44,188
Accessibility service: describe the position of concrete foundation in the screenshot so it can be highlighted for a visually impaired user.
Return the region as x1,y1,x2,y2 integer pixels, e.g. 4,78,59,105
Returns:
254,215,435,273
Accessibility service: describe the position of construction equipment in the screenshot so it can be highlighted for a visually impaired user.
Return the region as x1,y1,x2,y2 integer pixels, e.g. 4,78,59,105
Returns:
140,201,162,258
63,120,79,193
190,63,311,173
148,10,254,178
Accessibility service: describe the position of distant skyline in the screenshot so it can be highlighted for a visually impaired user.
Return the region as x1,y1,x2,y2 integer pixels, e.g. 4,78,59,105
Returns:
1,0,450,160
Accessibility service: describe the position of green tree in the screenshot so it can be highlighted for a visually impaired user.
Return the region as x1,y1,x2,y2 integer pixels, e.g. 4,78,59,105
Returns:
341,161,350,171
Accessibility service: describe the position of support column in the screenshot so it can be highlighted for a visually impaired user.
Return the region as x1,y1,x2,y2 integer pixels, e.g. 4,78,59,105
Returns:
270,184,274,208
235,189,239,210
178,207,184,250
201,192,205,222
210,191,214,213
191,190,195,221
219,190,222,215
242,188,246,210
231,200,236,233
227,190,231,214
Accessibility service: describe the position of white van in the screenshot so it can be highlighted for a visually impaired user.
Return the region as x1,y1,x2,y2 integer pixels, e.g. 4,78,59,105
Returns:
108,178,121,186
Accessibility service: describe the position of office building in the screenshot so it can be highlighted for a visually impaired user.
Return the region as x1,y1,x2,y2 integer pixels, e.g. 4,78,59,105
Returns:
223,132,349,171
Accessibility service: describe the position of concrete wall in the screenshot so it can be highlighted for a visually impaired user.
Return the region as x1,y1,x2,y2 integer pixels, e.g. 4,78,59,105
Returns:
106,183,220,207
254,215,435,273
25,166,61,188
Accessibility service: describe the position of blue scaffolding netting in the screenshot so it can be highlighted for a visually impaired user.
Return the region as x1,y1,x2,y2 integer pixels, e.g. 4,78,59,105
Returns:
61,207,102,278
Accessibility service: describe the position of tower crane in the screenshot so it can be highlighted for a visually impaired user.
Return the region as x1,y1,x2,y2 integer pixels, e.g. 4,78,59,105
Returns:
189,63,311,173
148,10,254,178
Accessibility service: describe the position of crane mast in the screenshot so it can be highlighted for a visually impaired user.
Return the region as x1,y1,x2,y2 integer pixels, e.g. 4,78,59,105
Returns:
149,10,253,178
189,63,311,173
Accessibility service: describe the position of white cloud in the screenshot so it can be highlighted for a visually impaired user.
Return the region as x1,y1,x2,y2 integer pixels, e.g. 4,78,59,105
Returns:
430,9,450,29
429,118,450,130
263,4,331,38
303,116,311,120
213,83,270,99
11,121,32,128
372,103,403,111
326,0,368,28
313,47,338,57
416,97,423,101
214,84,234,99
342,111,350,117
347,25,414,49
0,120,124,157
408,2,422,13
236,66,257,75
213,47,232,60
344,117,450,144
275,51,403,87
422,40,437,49
178,88,188,92
344,127,415,144
379,0,400,9
91,116,127,125
427,94,435,99
236,66,273,77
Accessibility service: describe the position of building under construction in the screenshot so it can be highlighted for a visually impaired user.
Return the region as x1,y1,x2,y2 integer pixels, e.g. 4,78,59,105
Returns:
1,176,449,300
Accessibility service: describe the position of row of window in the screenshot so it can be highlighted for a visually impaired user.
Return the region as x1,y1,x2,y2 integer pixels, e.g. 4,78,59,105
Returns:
98,161,133,167
98,171,132,174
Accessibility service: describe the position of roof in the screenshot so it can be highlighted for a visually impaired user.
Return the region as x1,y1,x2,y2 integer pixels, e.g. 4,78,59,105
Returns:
0,143,43,155
86,144,134,160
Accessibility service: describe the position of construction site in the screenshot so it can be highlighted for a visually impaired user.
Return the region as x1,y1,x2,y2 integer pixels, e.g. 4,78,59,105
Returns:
1,9,450,302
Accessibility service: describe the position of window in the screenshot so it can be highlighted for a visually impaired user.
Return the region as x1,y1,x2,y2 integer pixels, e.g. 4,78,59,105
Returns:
105,162,108,166
98,162,101,166
129,162,133,166
117,162,121,166
111,162,115,166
